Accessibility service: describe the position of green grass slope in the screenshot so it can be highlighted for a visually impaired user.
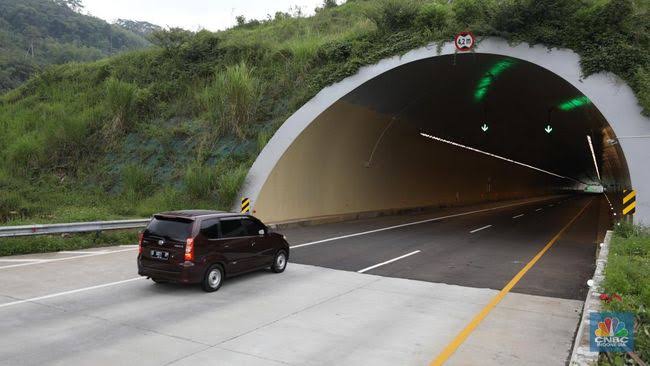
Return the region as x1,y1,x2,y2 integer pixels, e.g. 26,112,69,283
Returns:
0,0,648,226
0,0,151,92
600,223,649,364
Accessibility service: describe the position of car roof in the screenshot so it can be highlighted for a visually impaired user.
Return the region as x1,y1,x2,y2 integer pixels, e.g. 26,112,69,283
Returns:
155,210,234,219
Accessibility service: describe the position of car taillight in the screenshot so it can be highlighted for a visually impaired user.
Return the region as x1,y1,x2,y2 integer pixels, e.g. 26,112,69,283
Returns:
138,232,144,254
185,237,194,261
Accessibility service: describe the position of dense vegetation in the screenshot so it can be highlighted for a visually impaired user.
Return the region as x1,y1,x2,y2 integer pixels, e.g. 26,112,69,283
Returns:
0,0,648,235
0,0,150,92
600,223,649,364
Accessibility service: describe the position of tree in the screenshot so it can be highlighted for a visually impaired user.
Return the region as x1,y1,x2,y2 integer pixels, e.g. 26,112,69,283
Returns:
235,15,246,27
323,0,337,9
316,0,337,13
53,0,84,13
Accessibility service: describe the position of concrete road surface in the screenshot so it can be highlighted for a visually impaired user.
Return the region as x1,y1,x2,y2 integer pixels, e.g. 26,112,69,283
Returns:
0,195,610,366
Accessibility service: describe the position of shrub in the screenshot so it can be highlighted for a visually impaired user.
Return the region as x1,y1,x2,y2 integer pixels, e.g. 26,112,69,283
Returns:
0,190,24,221
121,164,153,199
4,133,45,175
217,163,248,209
184,162,218,200
135,187,185,216
416,3,451,32
198,62,262,139
367,0,419,32
635,67,650,116
105,77,138,137
452,0,494,29
256,128,274,153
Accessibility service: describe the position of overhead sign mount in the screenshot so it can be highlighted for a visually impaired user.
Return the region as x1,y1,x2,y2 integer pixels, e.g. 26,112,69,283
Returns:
455,32,475,52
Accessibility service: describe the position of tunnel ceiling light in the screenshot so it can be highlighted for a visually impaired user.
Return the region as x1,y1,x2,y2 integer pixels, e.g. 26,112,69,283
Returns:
587,135,601,181
473,59,516,102
558,96,591,111
419,132,581,183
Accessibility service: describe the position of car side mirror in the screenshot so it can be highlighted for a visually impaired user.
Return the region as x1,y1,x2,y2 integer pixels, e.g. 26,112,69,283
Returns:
258,229,266,236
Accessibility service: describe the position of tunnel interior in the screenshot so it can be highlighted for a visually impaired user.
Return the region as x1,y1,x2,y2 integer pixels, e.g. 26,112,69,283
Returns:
254,54,630,223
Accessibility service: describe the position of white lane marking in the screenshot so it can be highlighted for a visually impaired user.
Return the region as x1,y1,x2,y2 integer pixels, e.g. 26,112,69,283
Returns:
357,250,421,274
59,251,108,255
535,208,543,212
469,225,492,234
0,277,144,309
0,259,48,263
0,248,138,270
290,197,562,249
512,214,525,219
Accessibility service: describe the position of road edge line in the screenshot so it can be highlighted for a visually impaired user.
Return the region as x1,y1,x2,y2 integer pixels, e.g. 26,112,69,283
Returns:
429,198,593,366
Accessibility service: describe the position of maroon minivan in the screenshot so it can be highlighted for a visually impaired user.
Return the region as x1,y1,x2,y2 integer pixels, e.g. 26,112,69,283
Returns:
137,210,289,292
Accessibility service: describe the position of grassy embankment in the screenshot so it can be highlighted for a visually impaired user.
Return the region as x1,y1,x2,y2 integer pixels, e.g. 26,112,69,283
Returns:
598,223,649,364
0,0,648,255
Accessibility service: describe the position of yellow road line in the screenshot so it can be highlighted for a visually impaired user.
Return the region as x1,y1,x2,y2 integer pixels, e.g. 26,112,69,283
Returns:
429,199,593,366
623,191,635,204
623,201,636,215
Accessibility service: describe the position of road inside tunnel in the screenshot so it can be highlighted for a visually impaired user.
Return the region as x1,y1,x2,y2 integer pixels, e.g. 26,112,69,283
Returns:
251,53,630,224
286,194,611,300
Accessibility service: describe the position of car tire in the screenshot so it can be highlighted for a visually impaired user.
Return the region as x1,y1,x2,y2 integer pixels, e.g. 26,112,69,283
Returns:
202,264,224,292
271,250,288,273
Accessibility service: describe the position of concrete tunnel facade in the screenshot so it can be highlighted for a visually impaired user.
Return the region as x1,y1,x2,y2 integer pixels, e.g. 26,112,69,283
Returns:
240,38,650,224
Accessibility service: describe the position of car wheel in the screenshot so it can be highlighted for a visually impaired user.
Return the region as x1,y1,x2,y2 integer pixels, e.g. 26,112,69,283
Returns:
202,264,224,292
272,250,288,273
151,278,168,284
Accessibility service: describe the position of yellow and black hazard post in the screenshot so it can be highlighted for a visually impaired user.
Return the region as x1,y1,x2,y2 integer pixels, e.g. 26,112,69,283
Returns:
241,197,251,214
622,189,636,220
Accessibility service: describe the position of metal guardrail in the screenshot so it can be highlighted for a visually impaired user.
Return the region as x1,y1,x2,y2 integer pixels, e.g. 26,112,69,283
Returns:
0,219,151,238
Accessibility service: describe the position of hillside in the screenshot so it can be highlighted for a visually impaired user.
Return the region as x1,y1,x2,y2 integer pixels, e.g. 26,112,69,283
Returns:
0,0,151,92
0,0,648,229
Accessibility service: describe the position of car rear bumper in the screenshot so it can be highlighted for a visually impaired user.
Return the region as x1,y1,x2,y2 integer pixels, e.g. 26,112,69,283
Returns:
137,258,204,283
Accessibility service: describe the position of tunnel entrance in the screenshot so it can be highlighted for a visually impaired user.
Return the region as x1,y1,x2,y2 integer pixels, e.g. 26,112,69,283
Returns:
244,38,649,224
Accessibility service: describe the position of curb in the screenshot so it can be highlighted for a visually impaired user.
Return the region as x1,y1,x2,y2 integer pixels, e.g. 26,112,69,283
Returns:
569,230,612,365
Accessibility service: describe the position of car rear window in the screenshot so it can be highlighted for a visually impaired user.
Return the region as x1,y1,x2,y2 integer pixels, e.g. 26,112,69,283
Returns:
145,217,193,241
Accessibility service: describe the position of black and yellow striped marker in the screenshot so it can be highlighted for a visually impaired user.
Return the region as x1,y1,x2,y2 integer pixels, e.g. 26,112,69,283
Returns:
622,189,636,216
241,197,251,214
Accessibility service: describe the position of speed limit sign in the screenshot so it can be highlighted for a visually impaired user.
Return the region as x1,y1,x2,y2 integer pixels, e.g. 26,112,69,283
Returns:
454,32,475,52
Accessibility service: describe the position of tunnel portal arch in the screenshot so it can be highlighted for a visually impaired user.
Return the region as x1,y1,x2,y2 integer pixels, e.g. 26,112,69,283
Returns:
241,38,650,224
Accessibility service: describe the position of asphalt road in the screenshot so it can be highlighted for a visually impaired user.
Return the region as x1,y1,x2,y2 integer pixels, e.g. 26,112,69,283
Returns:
0,194,610,366
286,194,610,300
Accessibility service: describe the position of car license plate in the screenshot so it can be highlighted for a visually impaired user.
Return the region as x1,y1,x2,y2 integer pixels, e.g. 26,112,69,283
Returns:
150,250,169,260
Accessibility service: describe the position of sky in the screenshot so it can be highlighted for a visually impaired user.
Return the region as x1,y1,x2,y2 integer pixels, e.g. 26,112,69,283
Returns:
81,0,327,31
